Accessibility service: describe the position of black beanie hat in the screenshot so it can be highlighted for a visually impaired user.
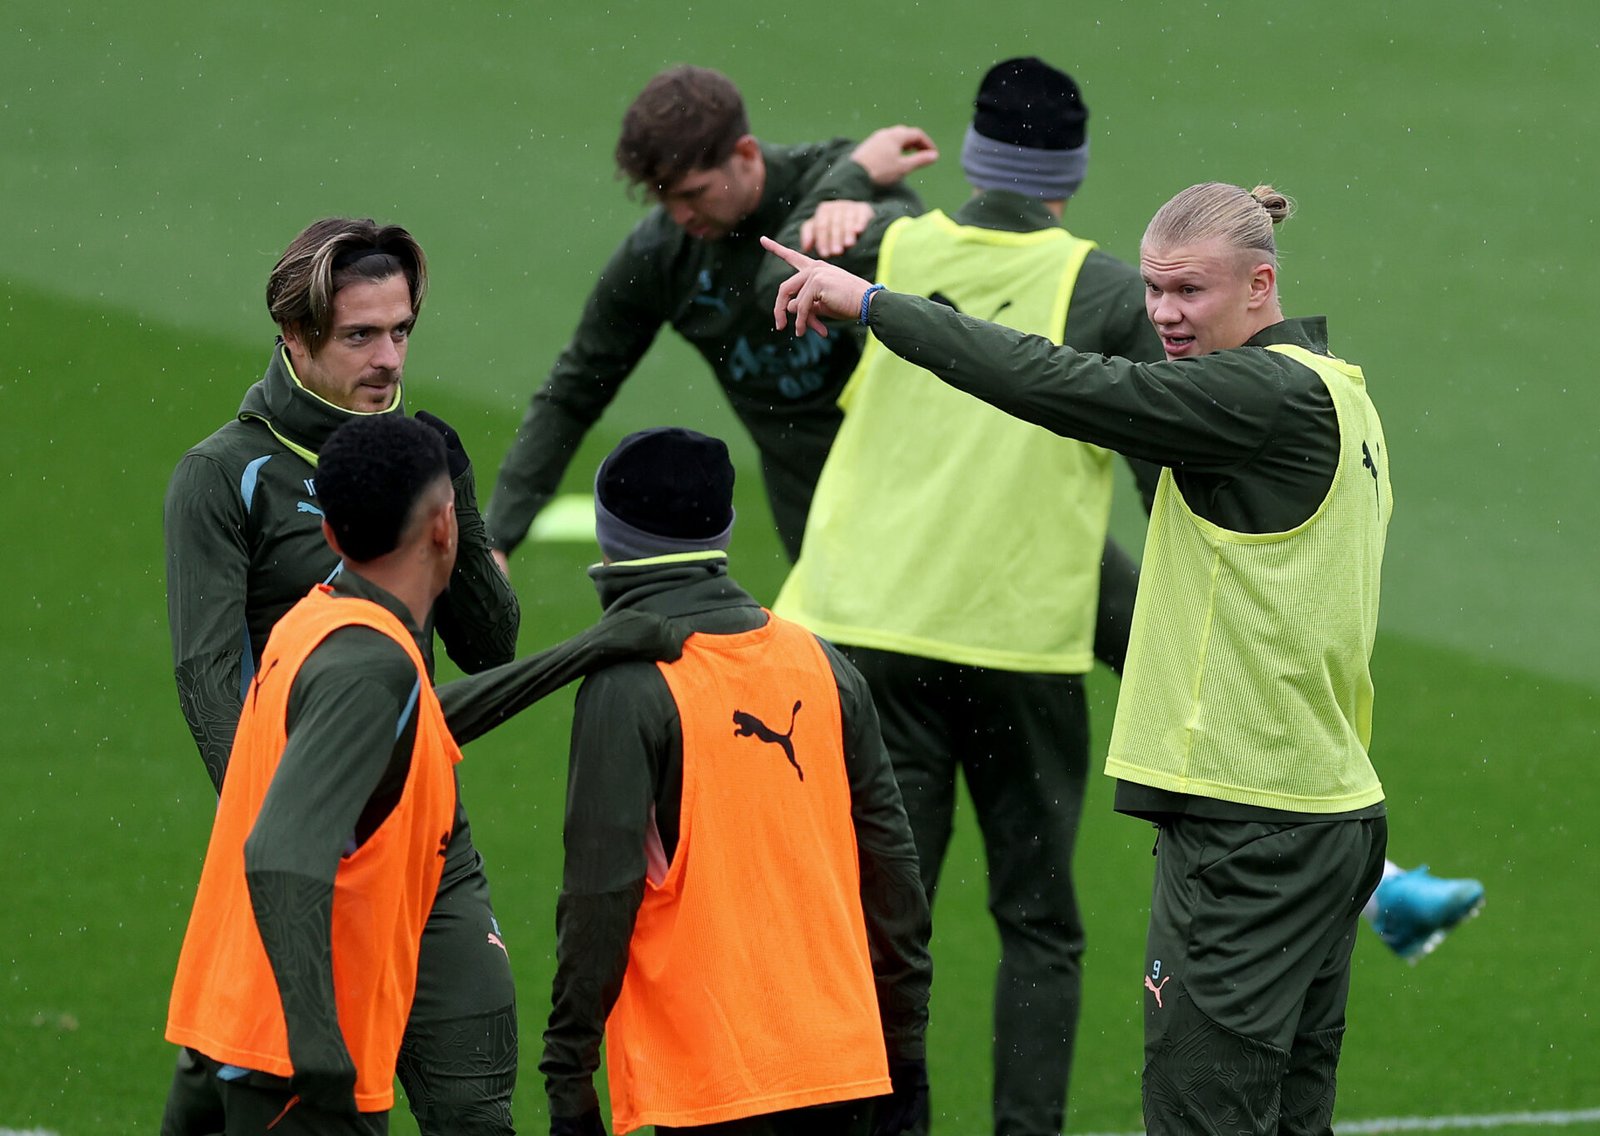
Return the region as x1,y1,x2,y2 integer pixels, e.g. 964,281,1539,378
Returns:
595,427,735,548
972,57,1088,151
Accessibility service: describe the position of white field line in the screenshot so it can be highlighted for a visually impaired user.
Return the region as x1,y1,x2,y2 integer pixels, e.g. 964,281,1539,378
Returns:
1073,1108,1600,1136
1337,1111,1600,1133
5,1107,1597,1136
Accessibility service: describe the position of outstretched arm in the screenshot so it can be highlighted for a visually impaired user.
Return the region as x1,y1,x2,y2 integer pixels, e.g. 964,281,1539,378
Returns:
797,126,939,258
755,128,935,293
436,610,685,745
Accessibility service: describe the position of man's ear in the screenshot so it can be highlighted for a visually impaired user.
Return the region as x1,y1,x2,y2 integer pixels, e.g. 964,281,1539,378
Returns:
732,134,761,163
282,324,313,366
1246,262,1277,311
431,498,457,552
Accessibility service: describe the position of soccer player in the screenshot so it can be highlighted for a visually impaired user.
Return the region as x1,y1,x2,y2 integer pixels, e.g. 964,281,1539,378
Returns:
540,427,933,1136
164,414,682,1134
162,218,523,1135
484,64,934,566
772,58,1161,1136
484,63,1149,678
766,181,1391,1133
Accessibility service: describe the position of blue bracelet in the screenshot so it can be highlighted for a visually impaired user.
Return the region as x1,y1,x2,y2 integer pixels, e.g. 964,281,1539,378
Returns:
859,283,886,325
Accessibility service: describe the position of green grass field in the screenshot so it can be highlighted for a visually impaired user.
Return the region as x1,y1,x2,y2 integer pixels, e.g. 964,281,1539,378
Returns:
4,3,1598,1133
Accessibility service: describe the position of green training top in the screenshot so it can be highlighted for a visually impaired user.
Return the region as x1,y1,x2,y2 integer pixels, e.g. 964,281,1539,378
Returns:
163,343,520,795
485,140,924,560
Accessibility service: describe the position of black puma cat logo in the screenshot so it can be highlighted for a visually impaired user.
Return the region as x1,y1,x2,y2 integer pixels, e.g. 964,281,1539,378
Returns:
732,701,804,781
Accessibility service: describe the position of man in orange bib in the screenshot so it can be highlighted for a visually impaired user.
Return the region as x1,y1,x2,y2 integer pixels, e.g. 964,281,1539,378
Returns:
540,427,933,1136
166,415,681,1134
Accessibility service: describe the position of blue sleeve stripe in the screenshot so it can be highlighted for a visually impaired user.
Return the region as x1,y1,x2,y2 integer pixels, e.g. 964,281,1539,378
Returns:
239,454,273,511
395,677,421,740
238,620,256,701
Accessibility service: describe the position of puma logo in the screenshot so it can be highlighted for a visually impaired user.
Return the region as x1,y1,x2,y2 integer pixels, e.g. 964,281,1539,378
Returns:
1362,440,1381,506
1144,974,1171,1009
732,701,804,781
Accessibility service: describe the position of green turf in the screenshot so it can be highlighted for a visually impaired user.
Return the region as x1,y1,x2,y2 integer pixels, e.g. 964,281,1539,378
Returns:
4,2,1598,1133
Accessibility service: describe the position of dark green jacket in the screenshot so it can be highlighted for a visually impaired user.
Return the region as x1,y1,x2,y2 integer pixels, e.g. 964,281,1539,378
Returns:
870,294,1341,533
487,140,923,560
164,343,521,792
245,569,681,1083
540,554,932,1118
867,293,1384,824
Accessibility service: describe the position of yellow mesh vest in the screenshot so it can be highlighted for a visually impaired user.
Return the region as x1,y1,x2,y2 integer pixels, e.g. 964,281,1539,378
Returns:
1105,344,1392,811
774,211,1112,673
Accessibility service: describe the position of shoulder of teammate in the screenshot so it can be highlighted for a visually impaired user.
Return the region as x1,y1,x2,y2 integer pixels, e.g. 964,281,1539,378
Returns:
810,634,872,722
164,448,252,572
574,657,672,723
289,624,420,726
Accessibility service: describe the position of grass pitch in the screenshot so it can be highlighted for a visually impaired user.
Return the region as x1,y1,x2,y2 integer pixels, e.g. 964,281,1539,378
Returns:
3,3,1598,1133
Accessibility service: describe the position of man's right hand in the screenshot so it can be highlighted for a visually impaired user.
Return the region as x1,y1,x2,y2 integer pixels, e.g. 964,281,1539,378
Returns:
850,125,940,186
872,1057,930,1136
761,236,875,338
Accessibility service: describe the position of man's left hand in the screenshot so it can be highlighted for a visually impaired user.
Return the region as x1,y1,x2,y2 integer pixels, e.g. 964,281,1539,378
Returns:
801,200,876,260
415,410,472,480
850,125,940,186
760,236,875,338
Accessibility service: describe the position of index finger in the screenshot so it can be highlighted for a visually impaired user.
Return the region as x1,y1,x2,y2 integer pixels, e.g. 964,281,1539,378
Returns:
760,235,814,270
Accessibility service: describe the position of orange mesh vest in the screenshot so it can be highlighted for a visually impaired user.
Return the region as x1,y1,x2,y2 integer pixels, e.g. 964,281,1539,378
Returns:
166,585,460,1112
604,613,890,1134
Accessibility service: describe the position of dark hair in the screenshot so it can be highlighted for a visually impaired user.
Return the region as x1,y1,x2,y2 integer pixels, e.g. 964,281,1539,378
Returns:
615,65,749,193
317,415,449,563
267,217,427,350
